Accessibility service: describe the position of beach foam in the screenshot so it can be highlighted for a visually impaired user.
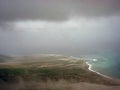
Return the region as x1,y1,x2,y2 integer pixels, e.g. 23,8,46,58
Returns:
86,60,111,79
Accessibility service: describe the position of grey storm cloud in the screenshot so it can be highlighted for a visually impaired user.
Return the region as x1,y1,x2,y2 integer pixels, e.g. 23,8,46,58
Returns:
0,0,120,56
0,0,120,22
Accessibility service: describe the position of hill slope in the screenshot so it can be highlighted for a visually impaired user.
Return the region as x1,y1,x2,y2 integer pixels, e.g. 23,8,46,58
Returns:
0,55,120,90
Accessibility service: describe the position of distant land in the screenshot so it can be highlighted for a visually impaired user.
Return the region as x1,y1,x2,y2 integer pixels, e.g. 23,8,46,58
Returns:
0,54,120,90
0,55,13,62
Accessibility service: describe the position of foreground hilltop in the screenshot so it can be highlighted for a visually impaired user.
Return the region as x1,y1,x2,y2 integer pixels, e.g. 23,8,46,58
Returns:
0,54,120,90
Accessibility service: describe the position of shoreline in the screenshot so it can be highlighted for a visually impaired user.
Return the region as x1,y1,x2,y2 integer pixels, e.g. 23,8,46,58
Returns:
67,55,113,79
0,54,113,79
86,61,112,79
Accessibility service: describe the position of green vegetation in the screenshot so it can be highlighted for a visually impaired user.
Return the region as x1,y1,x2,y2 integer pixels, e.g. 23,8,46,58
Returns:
0,66,114,85
0,55,119,88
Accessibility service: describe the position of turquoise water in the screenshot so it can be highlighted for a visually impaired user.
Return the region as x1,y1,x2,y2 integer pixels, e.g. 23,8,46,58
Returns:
84,54,120,79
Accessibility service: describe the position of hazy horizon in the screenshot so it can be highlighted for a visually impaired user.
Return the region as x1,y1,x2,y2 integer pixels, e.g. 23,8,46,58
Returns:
0,0,120,56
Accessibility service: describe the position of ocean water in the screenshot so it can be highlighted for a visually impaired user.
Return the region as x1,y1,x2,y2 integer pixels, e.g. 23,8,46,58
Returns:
83,53,120,79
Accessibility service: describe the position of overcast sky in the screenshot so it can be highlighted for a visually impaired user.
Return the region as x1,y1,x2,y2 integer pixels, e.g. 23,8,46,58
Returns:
0,0,120,21
0,0,120,56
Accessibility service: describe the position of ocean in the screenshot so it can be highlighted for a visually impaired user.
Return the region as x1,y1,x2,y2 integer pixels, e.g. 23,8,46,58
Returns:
81,53,120,79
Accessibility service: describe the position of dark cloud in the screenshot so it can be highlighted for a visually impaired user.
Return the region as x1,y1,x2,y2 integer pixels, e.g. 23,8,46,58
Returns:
0,0,120,55
0,0,120,22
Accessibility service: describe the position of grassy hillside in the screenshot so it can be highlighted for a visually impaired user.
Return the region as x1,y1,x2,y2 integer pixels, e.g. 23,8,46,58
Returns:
0,55,120,90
